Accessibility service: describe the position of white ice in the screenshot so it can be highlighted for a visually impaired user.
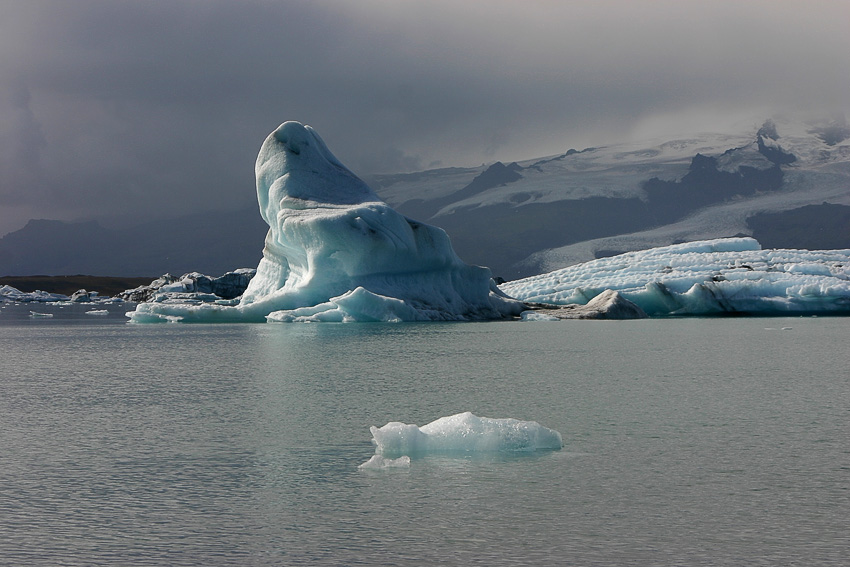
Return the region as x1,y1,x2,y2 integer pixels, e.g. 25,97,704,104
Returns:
501,237,850,316
128,122,523,323
1,285,124,306
366,411,563,460
1,285,69,303
357,455,411,470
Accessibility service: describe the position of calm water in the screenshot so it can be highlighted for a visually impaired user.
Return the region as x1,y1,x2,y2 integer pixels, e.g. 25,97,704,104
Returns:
1,302,848,566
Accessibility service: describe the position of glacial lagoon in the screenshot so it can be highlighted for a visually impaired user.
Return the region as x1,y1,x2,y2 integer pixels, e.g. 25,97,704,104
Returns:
1,302,848,565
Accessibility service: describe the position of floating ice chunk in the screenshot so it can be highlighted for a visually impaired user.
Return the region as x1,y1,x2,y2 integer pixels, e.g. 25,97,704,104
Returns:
1,285,69,303
502,238,850,316
358,455,411,470
521,311,560,321
121,270,258,303
369,412,563,459
267,286,423,322
84,310,109,316
70,289,98,303
522,289,647,320
29,311,53,318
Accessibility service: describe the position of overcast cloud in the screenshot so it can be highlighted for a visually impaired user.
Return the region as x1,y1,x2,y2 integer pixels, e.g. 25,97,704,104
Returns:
1,0,848,236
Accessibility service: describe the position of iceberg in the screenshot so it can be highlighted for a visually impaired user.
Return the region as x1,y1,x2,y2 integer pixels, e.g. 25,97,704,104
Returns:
1,285,69,304
128,122,523,323
69,289,98,303
119,270,256,304
1,285,123,306
522,289,648,320
501,238,850,316
366,411,563,460
357,455,411,471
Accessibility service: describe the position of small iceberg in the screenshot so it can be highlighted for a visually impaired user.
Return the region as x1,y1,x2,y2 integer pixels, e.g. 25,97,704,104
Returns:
501,238,850,316
84,310,109,316
29,311,54,318
363,411,562,465
1,285,68,303
357,455,412,471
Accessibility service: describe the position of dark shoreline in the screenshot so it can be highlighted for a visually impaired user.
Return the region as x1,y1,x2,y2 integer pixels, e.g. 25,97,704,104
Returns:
0,275,155,297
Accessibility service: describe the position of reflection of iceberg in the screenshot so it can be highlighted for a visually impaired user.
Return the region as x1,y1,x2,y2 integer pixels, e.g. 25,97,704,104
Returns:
502,238,850,316
367,412,563,459
128,122,523,323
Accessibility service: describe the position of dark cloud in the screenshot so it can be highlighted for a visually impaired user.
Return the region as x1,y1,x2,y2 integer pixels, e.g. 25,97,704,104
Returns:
0,0,848,236
0,79,47,203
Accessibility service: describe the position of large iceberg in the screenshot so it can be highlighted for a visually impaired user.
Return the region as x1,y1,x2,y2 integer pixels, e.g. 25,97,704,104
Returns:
128,122,524,323
501,238,850,316
365,412,563,461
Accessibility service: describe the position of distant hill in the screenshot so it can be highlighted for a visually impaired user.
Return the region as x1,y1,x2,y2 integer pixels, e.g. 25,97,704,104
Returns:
0,209,267,277
3,116,849,280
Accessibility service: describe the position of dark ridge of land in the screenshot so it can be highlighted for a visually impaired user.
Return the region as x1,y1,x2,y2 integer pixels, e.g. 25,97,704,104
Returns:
747,203,850,250
0,210,267,278
0,275,155,297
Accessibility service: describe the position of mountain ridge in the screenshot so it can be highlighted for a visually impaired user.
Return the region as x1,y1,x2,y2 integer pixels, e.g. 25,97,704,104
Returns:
3,116,849,279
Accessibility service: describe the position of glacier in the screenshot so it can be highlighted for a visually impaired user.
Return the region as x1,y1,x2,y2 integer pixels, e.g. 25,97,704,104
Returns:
502,237,850,317
364,412,563,463
127,121,524,323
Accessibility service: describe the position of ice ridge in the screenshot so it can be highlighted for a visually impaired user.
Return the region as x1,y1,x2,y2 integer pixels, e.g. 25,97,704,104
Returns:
501,237,850,316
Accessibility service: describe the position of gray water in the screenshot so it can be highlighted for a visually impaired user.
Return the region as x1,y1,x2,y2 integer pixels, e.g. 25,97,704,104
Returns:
1,302,848,566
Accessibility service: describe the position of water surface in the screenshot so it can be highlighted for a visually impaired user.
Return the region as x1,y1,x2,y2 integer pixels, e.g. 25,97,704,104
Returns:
1,303,848,565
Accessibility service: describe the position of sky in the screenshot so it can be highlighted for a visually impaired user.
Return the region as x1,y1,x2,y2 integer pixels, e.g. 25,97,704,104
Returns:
1,0,848,237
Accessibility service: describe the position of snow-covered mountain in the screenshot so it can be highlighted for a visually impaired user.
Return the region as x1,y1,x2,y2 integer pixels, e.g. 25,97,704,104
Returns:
367,115,850,279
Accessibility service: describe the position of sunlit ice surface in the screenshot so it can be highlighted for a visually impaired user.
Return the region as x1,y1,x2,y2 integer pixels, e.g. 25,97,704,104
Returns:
502,237,850,316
